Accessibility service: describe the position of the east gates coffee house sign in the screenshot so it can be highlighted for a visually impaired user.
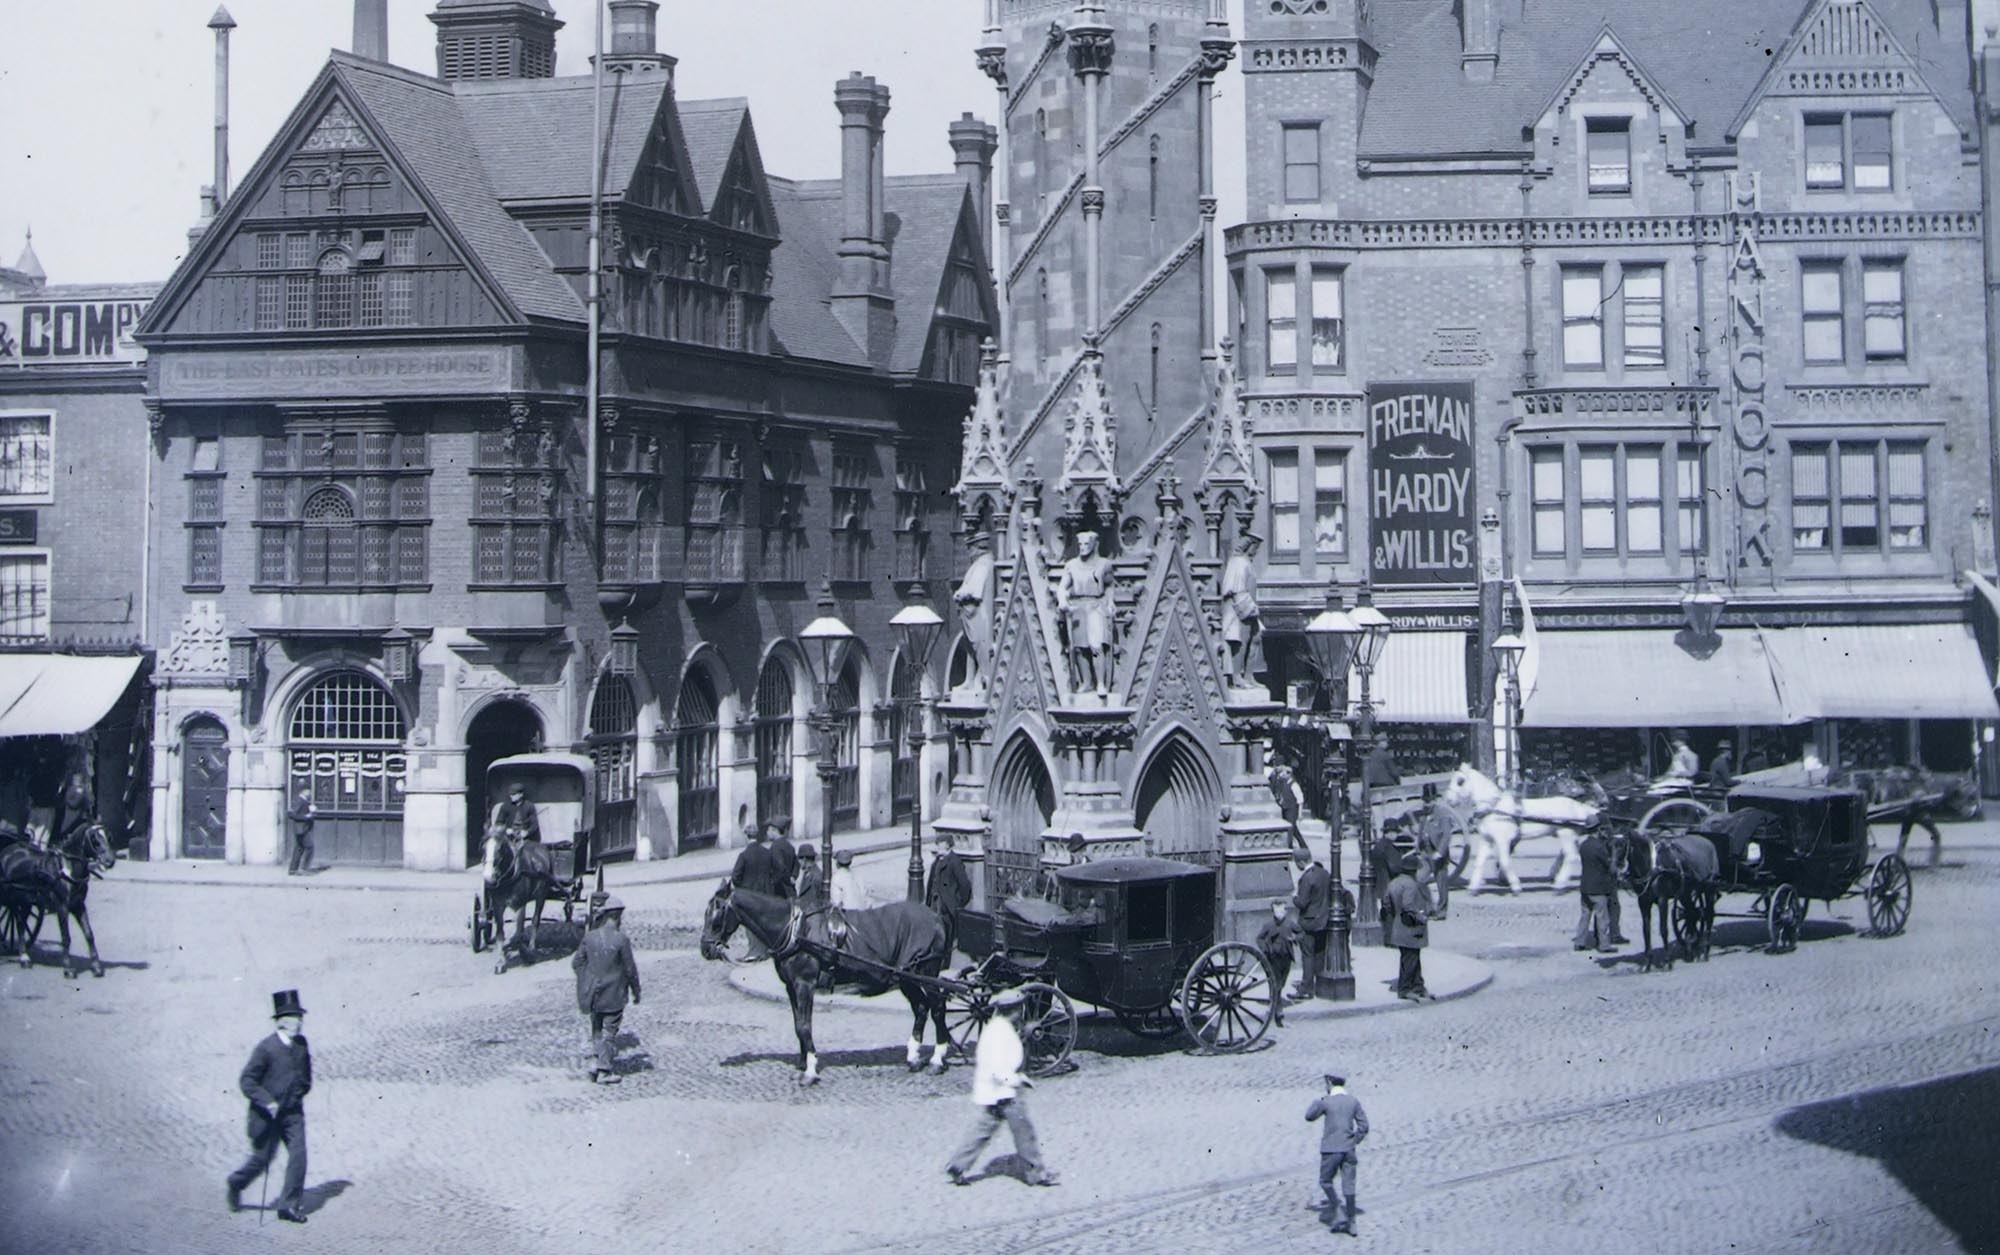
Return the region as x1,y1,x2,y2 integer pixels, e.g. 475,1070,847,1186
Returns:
1366,381,1476,586
0,297,150,364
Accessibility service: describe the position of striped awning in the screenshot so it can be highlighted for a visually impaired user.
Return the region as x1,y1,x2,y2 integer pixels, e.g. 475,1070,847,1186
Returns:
0,654,143,738
1350,632,1470,724
1763,624,1999,721
1522,628,1790,727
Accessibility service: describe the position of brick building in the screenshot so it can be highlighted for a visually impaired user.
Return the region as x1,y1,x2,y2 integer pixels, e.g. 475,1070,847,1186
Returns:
136,0,994,868
1228,0,1999,788
0,236,157,847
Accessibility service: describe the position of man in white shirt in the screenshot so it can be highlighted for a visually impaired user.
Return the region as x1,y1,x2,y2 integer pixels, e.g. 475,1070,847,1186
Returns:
829,850,869,910
944,988,1059,1187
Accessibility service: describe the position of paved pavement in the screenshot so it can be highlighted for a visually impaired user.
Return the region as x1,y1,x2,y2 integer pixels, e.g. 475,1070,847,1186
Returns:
2,817,1996,1254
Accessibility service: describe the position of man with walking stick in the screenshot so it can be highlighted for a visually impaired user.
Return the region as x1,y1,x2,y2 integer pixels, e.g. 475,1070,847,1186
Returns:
226,989,313,1223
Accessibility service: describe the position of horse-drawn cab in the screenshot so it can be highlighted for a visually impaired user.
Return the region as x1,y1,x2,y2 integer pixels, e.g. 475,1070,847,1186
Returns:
960,857,1276,1054
470,754,594,957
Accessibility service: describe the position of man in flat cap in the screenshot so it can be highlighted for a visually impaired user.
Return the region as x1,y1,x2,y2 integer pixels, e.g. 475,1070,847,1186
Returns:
764,818,799,898
488,781,541,844
1305,1071,1369,1236
794,843,823,902
830,849,869,910
227,989,313,1223
572,895,641,1084
945,987,1059,1188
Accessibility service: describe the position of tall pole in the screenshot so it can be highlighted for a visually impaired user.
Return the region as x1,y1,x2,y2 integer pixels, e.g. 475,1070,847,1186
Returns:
586,0,605,539
1353,661,1380,945
1070,3,1112,343
1320,722,1355,1000
816,688,838,904
905,701,926,902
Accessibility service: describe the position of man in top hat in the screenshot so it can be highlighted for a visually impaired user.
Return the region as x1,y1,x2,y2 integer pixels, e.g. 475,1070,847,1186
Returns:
925,831,972,959
830,848,869,910
764,818,798,898
1291,848,1332,1000
1305,1071,1370,1235
945,986,1059,1187
572,895,641,1084
227,990,313,1222
794,843,823,902
488,781,541,843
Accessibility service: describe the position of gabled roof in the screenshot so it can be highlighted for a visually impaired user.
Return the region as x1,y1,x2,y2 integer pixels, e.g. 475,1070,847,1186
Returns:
454,72,671,203
763,177,867,366
679,98,750,213
883,176,982,376
1358,0,1971,158
334,55,583,321
704,112,781,236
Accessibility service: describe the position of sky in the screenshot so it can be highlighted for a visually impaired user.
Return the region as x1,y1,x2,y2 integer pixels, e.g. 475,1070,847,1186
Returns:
0,1,1249,287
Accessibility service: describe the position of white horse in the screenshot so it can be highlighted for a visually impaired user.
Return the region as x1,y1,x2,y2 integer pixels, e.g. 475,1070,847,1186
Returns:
1441,764,1599,894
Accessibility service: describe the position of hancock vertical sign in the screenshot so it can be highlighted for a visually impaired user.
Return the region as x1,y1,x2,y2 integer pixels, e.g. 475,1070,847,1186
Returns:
1367,381,1476,585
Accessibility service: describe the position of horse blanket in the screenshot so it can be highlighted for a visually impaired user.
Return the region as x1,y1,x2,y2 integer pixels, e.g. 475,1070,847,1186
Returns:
1656,833,1722,884
1695,808,1778,861
804,900,946,995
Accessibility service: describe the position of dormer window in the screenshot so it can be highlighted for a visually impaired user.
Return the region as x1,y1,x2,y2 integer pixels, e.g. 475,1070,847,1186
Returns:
1585,118,1630,195
1806,113,1892,192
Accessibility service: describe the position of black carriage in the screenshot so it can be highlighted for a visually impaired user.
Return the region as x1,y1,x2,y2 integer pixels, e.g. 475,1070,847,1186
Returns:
945,858,1276,1075
1678,784,1912,953
469,753,594,952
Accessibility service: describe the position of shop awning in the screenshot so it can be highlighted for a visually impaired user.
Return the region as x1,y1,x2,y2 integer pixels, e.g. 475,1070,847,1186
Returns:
1763,625,1999,721
1522,628,1790,727
1350,632,1471,723
0,654,143,738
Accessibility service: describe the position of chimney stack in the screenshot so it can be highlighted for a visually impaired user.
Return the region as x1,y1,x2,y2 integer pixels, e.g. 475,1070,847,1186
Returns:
832,73,896,363
602,0,675,74
208,7,235,205
430,0,564,81
353,0,389,61
949,114,999,252
1461,0,1499,81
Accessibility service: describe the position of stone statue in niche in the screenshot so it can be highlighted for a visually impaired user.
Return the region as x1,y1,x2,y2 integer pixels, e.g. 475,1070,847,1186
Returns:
1219,533,1264,688
1055,530,1116,698
953,529,996,690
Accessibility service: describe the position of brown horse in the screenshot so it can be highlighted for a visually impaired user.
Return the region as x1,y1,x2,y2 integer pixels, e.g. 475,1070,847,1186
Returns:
0,819,116,977
700,882,950,1086
1613,829,1718,972
481,829,558,975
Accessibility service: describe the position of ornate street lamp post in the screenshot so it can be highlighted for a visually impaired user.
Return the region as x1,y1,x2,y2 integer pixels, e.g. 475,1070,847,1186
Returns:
1348,579,1393,945
1492,631,1526,790
891,583,943,903
1302,578,1359,1001
800,580,854,903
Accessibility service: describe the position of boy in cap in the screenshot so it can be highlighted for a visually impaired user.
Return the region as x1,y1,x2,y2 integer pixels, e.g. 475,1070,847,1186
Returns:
227,990,313,1222
1306,1071,1369,1235
572,895,641,1084
945,987,1059,1187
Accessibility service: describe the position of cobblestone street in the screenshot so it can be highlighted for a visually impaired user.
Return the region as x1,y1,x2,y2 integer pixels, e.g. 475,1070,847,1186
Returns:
3,829,1996,1255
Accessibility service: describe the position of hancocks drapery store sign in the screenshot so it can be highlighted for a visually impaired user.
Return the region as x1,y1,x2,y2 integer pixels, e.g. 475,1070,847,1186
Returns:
0,297,149,364
1366,381,1476,586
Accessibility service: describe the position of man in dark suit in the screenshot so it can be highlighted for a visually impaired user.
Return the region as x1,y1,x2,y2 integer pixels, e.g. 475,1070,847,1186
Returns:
1254,899,1300,1026
487,783,541,843
765,818,799,897
794,844,823,902
1573,827,1620,953
286,787,315,876
925,831,973,959
1291,850,1332,1000
227,989,313,1223
1386,856,1431,1000
1305,1071,1370,1235
572,895,641,1084
729,822,782,896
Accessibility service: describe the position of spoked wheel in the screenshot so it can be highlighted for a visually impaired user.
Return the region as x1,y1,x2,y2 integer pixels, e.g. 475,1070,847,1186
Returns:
1,902,43,959
1639,799,1714,835
1016,982,1077,1077
941,984,994,1063
1113,1003,1183,1039
1766,883,1804,953
1865,854,1912,937
470,894,488,953
1178,942,1276,1054
1671,898,1695,950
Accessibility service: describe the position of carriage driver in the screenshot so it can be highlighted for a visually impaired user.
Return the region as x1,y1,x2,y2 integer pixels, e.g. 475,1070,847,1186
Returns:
488,783,541,844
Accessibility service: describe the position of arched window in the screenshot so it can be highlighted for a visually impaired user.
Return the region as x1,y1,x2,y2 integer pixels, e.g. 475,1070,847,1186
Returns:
300,485,358,585
723,264,743,351
287,671,407,864
1148,23,1160,77
1035,108,1049,210
889,651,920,821
315,250,353,329
675,669,720,850
1037,268,1050,367
754,657,794,828
831,657,861,831
1150,322,1163,419
1149,135,1161,222
588,676,638,860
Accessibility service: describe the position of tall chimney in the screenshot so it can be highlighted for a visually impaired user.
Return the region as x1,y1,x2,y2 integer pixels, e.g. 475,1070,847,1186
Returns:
1461,0,1499,82
832,73,896,362
208,7,235,206
868,82,892,287
353,0,388,61
949,114,999,252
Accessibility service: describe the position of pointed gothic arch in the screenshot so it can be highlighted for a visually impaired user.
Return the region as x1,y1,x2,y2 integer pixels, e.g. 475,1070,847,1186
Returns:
989,731,1055,898
753,652,796,830
675,667,722,851
1132,727,1223,863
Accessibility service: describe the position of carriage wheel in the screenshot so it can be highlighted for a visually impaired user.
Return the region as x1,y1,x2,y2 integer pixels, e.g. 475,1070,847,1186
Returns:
1639,799,1713,835
469,894,488,953
1113,1003,1183,1039
1766,884,1803,953
1,902,43,958
1671,899,1695,949
941,984,993,1062
1866,854,1912,938
1016,982,1077,1077
1178,942,1276,1054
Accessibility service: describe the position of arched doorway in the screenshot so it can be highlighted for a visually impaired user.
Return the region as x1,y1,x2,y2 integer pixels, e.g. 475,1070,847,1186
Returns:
889,652,918,822
947,637,975,692
465,699,542,866
289,671,407,865
753,657,793,829
180,716,229,860
588,676,638,862
989,733,1055,898
676,669,720,851
831,656,862,831
1134,731,1223,864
